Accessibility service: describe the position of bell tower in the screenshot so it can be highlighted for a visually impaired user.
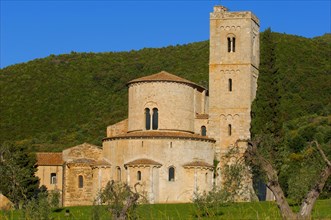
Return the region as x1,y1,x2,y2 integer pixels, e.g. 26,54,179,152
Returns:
208,6,260,158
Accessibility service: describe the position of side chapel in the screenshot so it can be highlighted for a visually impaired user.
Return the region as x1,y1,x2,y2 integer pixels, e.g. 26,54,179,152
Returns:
36,5,260,206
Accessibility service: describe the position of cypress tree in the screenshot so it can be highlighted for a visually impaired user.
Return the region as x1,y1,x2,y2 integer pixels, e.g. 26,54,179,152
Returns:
251,28,282,138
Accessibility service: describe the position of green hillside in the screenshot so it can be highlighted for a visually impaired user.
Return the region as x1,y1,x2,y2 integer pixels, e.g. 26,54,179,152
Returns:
0,32,330,152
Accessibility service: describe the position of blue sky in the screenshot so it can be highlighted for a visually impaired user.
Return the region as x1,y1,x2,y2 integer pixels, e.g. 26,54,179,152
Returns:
1,1,330,68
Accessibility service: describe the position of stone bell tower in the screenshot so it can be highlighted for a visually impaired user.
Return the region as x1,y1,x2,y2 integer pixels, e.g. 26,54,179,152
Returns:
208,6,260,159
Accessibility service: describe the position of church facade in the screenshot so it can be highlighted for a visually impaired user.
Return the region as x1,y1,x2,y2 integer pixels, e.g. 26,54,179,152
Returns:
36,5,260,207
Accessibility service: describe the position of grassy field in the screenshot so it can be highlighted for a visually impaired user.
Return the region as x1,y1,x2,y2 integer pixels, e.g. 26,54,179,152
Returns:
1,199,330,220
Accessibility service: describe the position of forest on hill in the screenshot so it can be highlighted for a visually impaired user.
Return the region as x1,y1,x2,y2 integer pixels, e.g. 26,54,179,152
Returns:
0,31,330,152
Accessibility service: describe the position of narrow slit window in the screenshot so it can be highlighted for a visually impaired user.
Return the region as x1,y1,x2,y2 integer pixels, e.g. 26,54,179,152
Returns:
205,172,208,183
78,175,83,188
227,37,236,52
201,126,207,136
137,171,142,181
168,167,175,182
152,108,158,130
233,37,236,52
229,78,232,92
50,173,57,184
228,124,232,136
145,108,151,130
227,37,231,52
117,167,121,181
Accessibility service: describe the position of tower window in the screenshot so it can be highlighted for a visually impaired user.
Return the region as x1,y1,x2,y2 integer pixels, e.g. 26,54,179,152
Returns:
50,173,57,184
152,108,158,130
227,37,231,52
205,172,208,183
168,167,175,182
201,126,207,136
117,167,121,181
145,108,151,130
233,37,236,52
227,37,236,52
137,171,142,181
228,124,232,136
229,78,232,92
78,175,84,188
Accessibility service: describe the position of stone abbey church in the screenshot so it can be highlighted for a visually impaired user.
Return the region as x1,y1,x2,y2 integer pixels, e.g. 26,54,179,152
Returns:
36,6,260,206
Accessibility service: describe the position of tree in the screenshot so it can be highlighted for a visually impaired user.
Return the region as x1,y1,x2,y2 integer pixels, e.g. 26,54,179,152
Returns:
251,28,282,139
0,141,39,208
240,138,330,220
96,181,142,220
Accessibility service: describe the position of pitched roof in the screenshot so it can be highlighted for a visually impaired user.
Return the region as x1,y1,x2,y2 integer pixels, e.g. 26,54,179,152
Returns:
103,131,215,142
183,161,213,168
127,71,206,90
36,152,63,166
125,158,162,167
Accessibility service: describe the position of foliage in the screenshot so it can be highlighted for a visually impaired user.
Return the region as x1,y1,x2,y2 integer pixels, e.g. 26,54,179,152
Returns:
2,200,331,220
281,115,331,203
23,187,51,220
0,141,39,208
194,146,256,217
96,180,141,220
0,33,330,152
251,28,282,138
49,189,61,209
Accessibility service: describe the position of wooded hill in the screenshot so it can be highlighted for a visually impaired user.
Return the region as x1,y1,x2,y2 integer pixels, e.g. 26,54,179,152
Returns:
1,32,330,152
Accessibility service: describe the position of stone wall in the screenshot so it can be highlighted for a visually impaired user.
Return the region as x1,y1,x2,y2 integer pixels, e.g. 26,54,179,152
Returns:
36,165,63,191
103,137,214,203
128,81,207,134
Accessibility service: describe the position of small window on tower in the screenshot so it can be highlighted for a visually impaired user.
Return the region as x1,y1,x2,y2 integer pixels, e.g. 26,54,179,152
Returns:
233,37,236,52
227,37,231,52
227,36,236,53
229,78,232,92
228,124,232,136
201,126,207,136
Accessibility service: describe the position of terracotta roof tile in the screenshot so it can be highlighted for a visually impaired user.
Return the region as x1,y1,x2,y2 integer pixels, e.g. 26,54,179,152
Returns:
127,71,206,90
183,161,213,168
36,153,63,166
103,131,215,142
125,158,162,167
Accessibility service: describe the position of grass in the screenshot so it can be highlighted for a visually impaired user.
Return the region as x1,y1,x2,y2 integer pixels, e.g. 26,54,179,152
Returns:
1,199,330,220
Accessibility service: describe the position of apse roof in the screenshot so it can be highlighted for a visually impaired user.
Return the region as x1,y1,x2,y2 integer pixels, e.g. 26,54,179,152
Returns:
127,71,206,91
125,158,162,167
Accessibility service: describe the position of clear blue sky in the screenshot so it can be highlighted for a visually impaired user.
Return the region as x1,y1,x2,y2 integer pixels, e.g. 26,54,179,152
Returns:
1,0,330,68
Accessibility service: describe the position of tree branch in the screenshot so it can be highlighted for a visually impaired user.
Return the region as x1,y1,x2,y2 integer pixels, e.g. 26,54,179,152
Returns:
311,141,331,166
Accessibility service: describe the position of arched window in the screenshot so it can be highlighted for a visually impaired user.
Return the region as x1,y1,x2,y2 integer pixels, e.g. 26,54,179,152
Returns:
227,37,236,52
145,108,151,130
78,175,84,188
201,126,207,136
117,167,121,181
233,37,236,52
50,173,57,184
228,78,232,92
137,171,141,181
227,37,231,52
168,167,175,182
152,108,158,130
228,124,232,136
